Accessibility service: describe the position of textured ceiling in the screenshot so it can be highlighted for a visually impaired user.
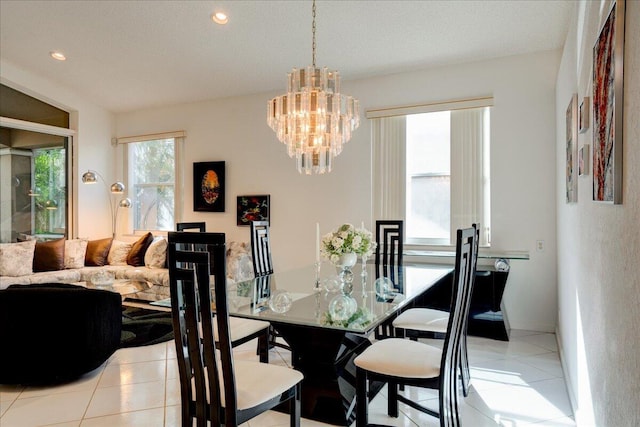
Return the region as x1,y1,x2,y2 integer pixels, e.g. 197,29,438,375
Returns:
0,1,573,113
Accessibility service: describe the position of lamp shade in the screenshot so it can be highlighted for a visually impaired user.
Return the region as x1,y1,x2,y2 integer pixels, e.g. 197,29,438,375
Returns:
119,198,132,208
82,170,97,184
110,182,125,194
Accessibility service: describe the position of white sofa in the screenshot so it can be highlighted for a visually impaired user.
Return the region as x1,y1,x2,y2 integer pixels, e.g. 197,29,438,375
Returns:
0,238,255,299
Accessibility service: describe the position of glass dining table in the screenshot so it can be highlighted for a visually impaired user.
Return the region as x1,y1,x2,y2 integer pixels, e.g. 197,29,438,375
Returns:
229,261,453,426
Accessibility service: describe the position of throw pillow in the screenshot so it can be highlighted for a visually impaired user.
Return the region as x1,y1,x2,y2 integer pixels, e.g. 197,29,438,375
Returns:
144,237,167,268
108,240,133,265
127,232,154,267
85,237,113,266
0,240,36,276
33,238,66,272
64,239,88,269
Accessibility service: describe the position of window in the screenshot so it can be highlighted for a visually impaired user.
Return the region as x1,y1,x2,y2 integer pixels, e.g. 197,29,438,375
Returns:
33,147,67,236
406,111,451,242
120,131,184,232
369,98,491,247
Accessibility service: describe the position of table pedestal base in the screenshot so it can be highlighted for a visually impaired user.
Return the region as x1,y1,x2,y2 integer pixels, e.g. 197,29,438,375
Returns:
274,324,377,426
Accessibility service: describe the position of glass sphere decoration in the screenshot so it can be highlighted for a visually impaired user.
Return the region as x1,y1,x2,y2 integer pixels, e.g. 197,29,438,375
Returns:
374,277,394,299
322,278,341,293
268,290,293,314
328,294,358,322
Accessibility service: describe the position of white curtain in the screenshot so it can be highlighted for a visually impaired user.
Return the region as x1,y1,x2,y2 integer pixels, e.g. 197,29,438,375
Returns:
371,116,406,221
450,108,488,245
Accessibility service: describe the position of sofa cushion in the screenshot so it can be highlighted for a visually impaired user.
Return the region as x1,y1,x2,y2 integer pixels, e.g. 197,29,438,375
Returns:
33,238,66,272
0,240,37,277
145,237,167,269
127,232,154,267
85,238,113,266
108,240,132,266
64,239,88,269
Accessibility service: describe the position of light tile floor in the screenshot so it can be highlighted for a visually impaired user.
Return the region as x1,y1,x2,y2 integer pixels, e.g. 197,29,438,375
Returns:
0,330,575,427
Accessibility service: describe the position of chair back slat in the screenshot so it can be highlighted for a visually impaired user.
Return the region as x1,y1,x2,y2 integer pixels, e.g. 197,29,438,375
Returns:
459,223,480,396
250,221,273,276
375,220,404,286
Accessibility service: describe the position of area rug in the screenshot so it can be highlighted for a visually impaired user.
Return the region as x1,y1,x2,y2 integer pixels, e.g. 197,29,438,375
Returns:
120,306,174,348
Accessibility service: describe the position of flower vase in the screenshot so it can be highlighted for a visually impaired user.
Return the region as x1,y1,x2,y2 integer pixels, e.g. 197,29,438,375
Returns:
335,252,357,295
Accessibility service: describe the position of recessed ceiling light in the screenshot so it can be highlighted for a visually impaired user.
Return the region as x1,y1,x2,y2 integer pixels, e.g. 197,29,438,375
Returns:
211,11,228,25
50,51,66,61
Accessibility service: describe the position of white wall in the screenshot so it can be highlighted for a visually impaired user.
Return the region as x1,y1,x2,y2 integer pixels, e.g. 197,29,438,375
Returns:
117,50,560,333
0,59,116,239
555,1,640,425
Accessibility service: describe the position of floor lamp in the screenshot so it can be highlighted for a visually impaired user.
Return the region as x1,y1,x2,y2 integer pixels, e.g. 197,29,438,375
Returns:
82,170,131,237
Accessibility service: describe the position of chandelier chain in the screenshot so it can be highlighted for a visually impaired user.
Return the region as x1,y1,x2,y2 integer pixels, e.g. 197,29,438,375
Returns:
312,0,316,67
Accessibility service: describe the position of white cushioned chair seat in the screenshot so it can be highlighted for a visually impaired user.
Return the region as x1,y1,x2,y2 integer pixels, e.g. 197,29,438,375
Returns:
214,317,270,343
224,360,303,410
393,307,449,333
354,338,441,378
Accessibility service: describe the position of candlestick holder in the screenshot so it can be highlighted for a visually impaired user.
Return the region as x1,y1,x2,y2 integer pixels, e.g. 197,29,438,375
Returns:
361,271,368,295
314,261,321,292
360,254,368,278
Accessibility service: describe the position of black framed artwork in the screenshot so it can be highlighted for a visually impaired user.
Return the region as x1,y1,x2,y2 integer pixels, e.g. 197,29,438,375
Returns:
193,161,225,212
236,195,270,226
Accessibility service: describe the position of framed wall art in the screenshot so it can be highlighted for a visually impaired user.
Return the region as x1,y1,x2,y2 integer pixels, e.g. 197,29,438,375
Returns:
579,145,590,176
565,93,578,203
236,195,270,226
193,161,225,212
592,0,625,204
579,97,590,133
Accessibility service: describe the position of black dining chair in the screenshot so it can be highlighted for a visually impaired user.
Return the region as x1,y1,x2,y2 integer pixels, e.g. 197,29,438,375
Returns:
249,220,292,352
392,223,479,396
373,220,404,339
167,231,271,363
374,220,404,285
167,232,303,427
250,220,274,276
354,226,476,427
176,221,206,232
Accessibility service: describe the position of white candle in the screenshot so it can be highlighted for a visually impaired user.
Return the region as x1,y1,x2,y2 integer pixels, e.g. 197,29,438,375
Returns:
316,223,320,263
361,221,365,230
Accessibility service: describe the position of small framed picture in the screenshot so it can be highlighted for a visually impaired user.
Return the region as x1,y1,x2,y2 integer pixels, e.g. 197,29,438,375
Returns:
236,195,270,226
579,97,590,134
579,145,590,176
193,161,225,212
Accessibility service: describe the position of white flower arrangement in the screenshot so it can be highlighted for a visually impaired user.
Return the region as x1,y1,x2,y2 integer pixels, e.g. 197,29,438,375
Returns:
320,223,376,264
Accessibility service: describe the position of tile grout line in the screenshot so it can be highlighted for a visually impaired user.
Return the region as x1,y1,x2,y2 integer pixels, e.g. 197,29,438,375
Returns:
80,362,109,425
163,342,169,427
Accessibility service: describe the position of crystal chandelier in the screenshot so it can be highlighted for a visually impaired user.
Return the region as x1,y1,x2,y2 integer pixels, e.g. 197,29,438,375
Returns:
267,0,360,174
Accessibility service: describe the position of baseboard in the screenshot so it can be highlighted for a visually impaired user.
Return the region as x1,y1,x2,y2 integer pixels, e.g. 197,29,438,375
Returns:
556,326,579,424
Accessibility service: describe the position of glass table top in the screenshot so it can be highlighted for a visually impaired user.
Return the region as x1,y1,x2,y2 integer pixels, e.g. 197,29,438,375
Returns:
229,262,452,334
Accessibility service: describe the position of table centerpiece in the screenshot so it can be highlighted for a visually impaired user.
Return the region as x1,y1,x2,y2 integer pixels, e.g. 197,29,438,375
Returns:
321,223,376,294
